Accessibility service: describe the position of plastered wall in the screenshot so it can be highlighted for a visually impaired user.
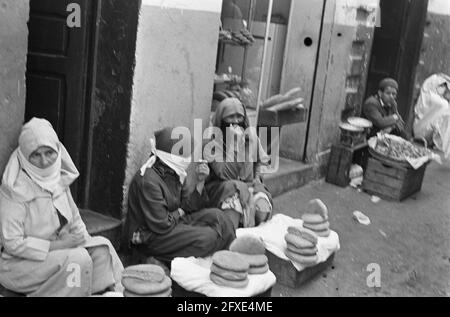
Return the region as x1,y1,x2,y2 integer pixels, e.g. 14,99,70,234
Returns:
0,0,29,175
123,0,223,216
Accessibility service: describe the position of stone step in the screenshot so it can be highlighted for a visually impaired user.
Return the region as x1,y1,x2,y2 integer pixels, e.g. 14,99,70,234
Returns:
79,209,123,250
264,158,317,198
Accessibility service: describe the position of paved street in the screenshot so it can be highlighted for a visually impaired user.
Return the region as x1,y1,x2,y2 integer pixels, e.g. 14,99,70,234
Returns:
271,162,450,297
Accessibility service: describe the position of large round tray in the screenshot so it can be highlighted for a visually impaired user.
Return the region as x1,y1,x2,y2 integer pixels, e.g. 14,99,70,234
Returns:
368,146,412,168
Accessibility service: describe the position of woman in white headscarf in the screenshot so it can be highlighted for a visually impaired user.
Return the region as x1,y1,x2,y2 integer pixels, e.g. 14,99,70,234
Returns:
0,118,123,297
413,73,450,160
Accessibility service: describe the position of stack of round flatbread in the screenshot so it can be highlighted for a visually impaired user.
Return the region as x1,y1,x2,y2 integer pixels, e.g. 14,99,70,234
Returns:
302,213,330,237
121,264,172,297
284,226,319,267
301,199,330,237
210,250,250,288
229,236,269,275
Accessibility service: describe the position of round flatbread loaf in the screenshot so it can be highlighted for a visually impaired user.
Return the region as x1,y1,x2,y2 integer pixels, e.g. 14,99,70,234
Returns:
238,254,268,267
122,275,171,295
122,264,166,283
286,243,318,256
210,273,249,288
212,250,249,272
229,235,265,255
284,233,315,249
301,213,328,224
210,264,248,281
315,228,331,237
307,199,328,219
248,263,269,275
303,221,330,232
285,250,318,266
287,226,318,245
123,288,172,297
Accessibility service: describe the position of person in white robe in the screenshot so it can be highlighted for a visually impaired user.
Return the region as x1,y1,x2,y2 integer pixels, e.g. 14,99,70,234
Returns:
0,118,124,296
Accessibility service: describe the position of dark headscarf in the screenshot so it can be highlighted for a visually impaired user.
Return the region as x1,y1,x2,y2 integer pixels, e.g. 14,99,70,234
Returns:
213,98,249,129
379,78,399,91
208,97,269,165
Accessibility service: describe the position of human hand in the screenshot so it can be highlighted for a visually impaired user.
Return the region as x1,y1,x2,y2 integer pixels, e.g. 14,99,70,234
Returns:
255,198,271,213
229,124,246,147
177,208,186,218
255,198,271,225
59,232,86,249
195,160,209,183
396,120,406,131
253,174,263,186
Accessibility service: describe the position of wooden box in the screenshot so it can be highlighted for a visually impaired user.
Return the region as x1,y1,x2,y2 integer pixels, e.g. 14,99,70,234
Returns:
267,251,335,288
340,129,366,148
326,143,368,187
362,157,427,201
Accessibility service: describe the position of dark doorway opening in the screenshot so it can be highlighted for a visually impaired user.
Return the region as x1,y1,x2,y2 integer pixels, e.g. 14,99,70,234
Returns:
25,0,98,204
24,0,141,222
365,0,428,131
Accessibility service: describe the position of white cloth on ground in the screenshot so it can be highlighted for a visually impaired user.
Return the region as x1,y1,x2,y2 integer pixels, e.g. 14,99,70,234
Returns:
170,256,276,297
236,214,340,271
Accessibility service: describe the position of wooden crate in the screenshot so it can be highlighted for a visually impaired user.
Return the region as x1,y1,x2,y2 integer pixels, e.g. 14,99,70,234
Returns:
362,157,427,201
267,251,335,288
340,129,366,148
326,143,368,187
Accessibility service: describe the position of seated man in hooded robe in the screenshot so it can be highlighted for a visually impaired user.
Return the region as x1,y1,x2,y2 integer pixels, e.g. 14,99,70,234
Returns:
123,127,236,264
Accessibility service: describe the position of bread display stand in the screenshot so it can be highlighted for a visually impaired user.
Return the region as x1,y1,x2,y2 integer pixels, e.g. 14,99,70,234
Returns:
362,156,427,201
236,214,340,289
170,257,276,297
267,251,335,288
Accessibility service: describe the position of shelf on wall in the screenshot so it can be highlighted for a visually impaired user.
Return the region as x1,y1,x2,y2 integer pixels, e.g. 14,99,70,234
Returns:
214,73,242,85
257,106,308,127
218,37,253,47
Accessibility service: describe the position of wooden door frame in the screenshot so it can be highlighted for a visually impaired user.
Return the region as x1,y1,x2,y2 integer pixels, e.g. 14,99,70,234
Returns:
77,0,101,208
393,2,409,75
24,0,100,205
303,0,328,161
399,0,429,132
364,0,428,135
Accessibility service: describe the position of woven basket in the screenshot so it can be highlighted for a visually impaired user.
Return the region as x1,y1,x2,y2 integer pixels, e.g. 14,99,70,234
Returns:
368,146,411,168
